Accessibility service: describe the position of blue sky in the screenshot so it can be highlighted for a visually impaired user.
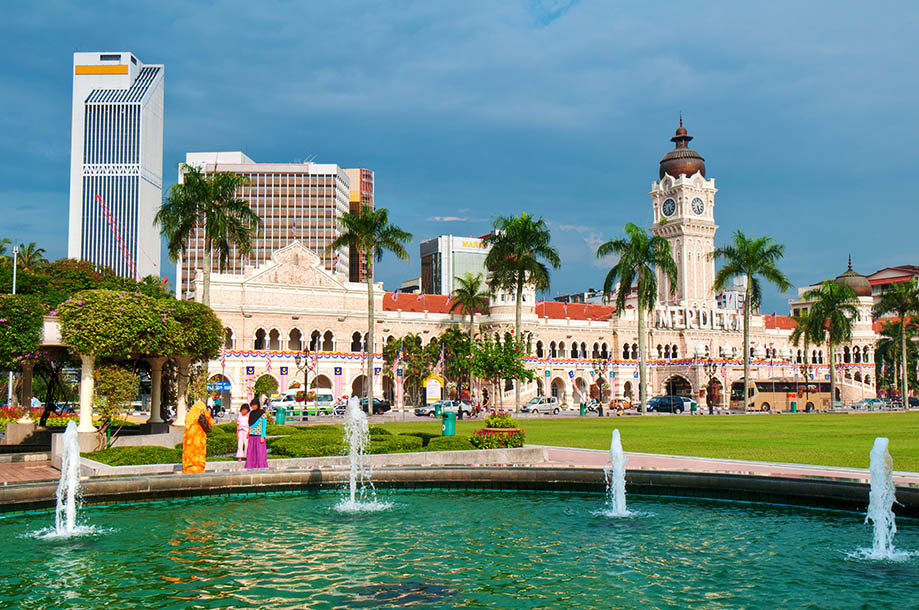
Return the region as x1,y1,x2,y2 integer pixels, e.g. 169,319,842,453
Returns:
0,1,916,312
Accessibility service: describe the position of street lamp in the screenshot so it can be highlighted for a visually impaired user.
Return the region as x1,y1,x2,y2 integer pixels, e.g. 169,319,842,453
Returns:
7,245,18,408
700,350,719,414
293,347,312,406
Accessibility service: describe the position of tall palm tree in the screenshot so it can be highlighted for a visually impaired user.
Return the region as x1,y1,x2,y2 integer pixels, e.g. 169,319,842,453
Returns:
0,238,11,258
329,205,411,408
873,279,919,403
484,213,560,411
597,222,677,414
875,318,919,396
710,231,790,410
155,164,261,307
16,242,47,272
803,280,859,406
448,272,491,401
789,308,820,405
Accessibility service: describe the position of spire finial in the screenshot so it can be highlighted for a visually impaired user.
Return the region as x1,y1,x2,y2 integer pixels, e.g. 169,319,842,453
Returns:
679,112,683,128
848,253,852,271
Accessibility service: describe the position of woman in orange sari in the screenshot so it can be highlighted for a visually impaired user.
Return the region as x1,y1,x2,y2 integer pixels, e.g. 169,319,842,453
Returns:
182,400,213,473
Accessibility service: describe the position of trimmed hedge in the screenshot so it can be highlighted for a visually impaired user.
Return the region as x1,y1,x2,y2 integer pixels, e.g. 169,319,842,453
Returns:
427,436,476,451
175,433,238,457
399,431,439,447
368,425,392,437
268,434,345,458
84,446,181,466
369,434,423,454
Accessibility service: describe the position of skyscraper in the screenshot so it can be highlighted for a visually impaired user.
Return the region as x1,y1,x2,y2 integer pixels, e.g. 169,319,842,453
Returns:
68,52,164,279
177,153,371,300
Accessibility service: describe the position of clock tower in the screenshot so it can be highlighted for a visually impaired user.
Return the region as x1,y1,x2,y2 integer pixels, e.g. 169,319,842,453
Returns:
650,120,718,307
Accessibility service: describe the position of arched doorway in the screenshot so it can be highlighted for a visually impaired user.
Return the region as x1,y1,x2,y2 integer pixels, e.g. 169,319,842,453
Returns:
551,377,567,404
623,381,633,402
665,375,692,397
706,378,724,409
382,376,395,403
253,374,279,401
537,378,545,397
311,374,333,390
351,376,366,399
207,374,232,411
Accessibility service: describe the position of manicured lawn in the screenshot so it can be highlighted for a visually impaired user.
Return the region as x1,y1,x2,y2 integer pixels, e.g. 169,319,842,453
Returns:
380,412,919,472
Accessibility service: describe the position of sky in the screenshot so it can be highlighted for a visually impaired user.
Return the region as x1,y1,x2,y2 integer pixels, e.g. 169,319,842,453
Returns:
0,1,917,312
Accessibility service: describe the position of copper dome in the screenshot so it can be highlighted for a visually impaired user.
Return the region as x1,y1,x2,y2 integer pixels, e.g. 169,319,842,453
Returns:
834,256,872,297
659,119,706,180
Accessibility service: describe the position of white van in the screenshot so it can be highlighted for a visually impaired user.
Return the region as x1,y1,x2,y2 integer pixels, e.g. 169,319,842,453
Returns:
272,388,335,416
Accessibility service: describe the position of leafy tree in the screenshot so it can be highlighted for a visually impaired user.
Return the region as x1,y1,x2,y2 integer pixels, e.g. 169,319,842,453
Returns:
789,308,820,405
710,231,790,410
93,363,138,448
873,279,919,401
156,164,261,306
329,205,411,407
483,213,560,411
16,242,47,272
471,332,534,410
597,223,677,414
0,295,46,370
0,238,11,258
803,280,859,405
383,333,428,406
875,319,919,394
253,374,278,399
449,273,490,400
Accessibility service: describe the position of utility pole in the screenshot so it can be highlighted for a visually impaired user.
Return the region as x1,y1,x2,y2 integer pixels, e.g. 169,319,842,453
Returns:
7,245,18,407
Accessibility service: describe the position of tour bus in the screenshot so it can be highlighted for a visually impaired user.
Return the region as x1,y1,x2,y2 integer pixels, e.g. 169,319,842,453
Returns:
729,378,831,412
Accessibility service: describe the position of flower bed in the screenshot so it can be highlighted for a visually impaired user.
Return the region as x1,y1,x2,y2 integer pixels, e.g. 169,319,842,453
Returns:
470,414,526,449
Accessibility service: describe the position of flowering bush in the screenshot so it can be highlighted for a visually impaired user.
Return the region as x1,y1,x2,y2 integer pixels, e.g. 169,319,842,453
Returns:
470,427,525,449
0,294,46,369
484,413,519,429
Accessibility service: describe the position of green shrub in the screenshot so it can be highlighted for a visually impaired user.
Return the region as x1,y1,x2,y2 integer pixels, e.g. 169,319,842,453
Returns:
400,431,439,447
84,445,182,466
175,432,238,456
369,434,424,454
213,422,236,434
266,424,305,436
296,424,340,435
484,413,519,429
268,434,345,458
427,436,476,451
368,425,392,437
470,428,525,449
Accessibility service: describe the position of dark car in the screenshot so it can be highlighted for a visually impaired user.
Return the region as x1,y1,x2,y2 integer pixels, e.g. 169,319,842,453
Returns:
646,395,686,414
360,397,392,415
910,397,919,408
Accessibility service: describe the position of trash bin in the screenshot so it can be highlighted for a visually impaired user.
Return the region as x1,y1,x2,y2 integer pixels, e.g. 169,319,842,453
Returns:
434,403,443,417
580,403,586,416
791,401,797,413
275,407,287,425
441,410,456,436
690,401,698,415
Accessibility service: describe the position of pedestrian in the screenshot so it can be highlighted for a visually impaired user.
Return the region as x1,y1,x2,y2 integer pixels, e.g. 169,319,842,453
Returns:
236,403,250,463
245,397,269,469
206,393,215,417
182,399,213,473
214,394,223,417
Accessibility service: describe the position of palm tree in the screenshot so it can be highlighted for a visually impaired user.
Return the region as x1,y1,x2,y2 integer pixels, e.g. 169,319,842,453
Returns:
875,318,919,397
16,242,47,272
155,164,261,307
803,280,859,406
710,231,790,410
483,213,561,411
597,222,678,414
448,272,491,402
789,308,820,406
873,279,919,403
0,238,10,258
329,205,412,408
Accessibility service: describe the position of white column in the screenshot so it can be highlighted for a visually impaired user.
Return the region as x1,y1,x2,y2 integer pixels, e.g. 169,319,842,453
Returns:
174,356,192,426
147,357,166,423
16,361,35,423
78,354,97,433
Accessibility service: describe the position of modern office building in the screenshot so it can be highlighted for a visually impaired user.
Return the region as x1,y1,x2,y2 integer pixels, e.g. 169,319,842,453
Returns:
68,52,164,279
343,168,374,283
419,234,491,296
177,153,370,299
554,289,607,304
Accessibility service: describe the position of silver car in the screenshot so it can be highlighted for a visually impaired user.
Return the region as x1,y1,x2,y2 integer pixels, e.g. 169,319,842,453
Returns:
521,396,561,415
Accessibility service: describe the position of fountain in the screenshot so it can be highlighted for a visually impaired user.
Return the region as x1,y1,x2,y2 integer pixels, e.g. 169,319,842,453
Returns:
48,421,84,537
596,428,631,517
864,437,899,559
334,397,391,512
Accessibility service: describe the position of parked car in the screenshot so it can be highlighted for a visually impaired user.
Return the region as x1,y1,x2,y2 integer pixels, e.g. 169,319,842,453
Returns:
521,396,561,415
909,397,919,408
360,397,392,415
853,398,886,410
415,400,469,417
415,403,437,417
646,395,686,414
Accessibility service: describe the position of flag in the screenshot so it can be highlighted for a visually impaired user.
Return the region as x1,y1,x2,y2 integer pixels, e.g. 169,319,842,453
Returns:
332,252,340,269
360,346,366,375
417,291,425,302
265,352,272,373
434,346,444,376
720,362,726,378
220,345,226,369
312,349,319,373
881,360,886,378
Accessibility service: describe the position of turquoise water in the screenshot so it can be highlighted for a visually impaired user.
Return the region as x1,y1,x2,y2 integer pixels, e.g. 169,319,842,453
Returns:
1,491,917,609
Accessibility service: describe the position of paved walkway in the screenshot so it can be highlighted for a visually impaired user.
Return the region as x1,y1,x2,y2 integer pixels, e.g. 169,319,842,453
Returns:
0,460,59,483
536,445,919,487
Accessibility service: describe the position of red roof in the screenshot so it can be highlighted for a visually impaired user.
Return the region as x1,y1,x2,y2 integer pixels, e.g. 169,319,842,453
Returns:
384,293,455,314
763,314,797,330
868,275,914,285
535,301,615,321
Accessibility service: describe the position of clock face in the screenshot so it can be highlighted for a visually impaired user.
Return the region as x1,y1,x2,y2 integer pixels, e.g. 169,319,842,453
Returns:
662,198,676,217
692,198,705,215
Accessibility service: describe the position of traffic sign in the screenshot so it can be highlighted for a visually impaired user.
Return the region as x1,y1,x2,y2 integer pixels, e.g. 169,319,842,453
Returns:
207,381,231,391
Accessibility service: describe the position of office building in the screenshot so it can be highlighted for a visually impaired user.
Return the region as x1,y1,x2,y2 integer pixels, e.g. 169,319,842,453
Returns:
419,234,490,296
68,52,164,279
343,168,374,282
178,153,370,299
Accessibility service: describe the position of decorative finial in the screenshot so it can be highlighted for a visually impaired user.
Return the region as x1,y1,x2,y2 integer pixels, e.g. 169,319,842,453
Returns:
679,112,683,128
848,253,852,271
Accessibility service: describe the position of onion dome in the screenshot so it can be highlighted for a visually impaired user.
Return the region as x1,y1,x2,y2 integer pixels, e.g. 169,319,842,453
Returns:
834,255,872,297
659,117,706,179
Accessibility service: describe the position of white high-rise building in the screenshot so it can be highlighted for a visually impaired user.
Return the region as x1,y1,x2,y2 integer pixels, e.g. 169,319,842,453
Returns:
68,52,164,279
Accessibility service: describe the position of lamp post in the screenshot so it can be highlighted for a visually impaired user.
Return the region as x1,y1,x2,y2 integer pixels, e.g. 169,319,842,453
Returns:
700,351,719,414
7,245,18,407
294,348,311,407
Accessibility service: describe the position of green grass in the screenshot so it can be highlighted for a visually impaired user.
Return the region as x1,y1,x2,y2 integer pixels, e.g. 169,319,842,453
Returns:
378,412,919,472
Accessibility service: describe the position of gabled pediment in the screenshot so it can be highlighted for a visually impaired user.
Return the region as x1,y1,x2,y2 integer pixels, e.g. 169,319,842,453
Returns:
242,241,345,289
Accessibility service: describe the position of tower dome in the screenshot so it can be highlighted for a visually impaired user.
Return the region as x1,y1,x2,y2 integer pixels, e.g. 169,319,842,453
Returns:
659,118,706,180
834,255,872,297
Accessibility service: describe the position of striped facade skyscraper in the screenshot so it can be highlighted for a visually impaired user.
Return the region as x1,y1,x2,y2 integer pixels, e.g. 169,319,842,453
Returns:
68,52,164,279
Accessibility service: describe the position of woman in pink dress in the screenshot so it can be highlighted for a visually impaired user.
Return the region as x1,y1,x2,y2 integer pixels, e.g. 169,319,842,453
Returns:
236,404,250,462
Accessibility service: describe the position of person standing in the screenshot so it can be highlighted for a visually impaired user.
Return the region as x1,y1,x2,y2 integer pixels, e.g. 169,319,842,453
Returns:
206,394,216,417
214,394,223,417
182,399,213,473
236,404,250,463
245,398,268,469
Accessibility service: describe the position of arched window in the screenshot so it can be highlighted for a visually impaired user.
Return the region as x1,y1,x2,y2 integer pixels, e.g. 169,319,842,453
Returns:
536,341,544,358
672,345,679,359
843,346,851,364
550,341,557,358
601,343,609,360
863,346,872,363
663,345,669,359
288,328,302,351
812,350,818,364
854,371,862,382
853,346,861,363
323,331,334,351
581,343,588,359
622,344,630,360
571,343,579,358
351,332,363,352
865,374,871,384
223,328,234,349
657,344,664,359
309,330,321,351
558,342,566,358
818,350,824,364
592,343,600,359
268,329,281,351
631,343,638,360
254,328,266,350
796,349,802,364
732,346,738,358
